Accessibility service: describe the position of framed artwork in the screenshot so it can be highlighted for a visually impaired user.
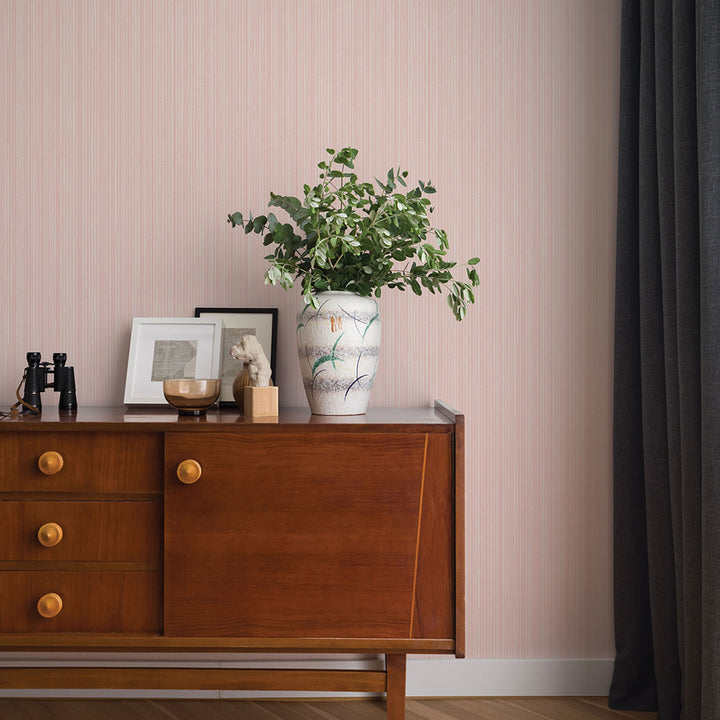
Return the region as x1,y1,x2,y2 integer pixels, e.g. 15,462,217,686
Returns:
123,317,223,405
194,307,278,406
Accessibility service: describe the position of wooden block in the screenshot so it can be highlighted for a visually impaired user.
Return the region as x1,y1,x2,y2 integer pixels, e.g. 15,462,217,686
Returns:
243,386,279,417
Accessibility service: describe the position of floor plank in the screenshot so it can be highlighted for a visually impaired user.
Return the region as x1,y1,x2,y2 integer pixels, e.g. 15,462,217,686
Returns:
577,697,658,720
502,698,658,720
408,697,554,720
0,698,659,720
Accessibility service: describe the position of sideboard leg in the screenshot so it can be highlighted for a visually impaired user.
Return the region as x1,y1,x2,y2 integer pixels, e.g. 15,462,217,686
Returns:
385,653,407,720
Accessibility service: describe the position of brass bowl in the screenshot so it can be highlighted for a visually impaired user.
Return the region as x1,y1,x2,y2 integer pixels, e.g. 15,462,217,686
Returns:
163,379,221,415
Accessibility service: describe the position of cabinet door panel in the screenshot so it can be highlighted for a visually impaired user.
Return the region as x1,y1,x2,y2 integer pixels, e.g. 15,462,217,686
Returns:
164,432,427,638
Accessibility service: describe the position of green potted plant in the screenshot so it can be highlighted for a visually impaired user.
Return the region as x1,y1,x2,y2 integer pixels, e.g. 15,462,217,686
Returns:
228,146,479,415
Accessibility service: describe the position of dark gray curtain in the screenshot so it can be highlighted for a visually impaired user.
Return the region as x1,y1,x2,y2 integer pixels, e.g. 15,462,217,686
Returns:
610,1,720,719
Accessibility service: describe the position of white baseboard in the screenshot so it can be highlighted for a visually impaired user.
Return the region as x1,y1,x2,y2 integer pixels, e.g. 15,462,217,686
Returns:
0,657,614,699
406,658,614,697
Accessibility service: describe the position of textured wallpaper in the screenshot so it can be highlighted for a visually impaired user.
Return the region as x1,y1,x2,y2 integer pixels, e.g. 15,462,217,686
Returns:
0,0,621,659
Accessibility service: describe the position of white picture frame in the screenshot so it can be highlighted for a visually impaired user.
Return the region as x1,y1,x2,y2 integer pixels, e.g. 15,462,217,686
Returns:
123,317,223,405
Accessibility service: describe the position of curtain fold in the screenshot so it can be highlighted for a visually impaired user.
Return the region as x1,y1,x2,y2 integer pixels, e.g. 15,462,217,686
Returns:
610,1,720,719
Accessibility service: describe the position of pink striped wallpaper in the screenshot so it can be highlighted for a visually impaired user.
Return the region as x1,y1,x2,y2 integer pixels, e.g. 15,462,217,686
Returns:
0,0,621,659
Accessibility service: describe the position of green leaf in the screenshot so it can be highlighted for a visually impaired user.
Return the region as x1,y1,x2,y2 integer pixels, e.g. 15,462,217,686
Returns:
314,243,328,266
227,146,477,322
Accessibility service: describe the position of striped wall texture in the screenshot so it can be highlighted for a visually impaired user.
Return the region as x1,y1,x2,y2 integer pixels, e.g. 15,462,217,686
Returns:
0,0,622,660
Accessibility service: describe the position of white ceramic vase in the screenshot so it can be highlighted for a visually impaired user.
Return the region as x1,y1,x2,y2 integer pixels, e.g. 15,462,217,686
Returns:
296,291,381,415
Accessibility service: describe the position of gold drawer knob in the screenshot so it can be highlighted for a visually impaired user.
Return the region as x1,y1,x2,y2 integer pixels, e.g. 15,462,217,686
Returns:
38,522,63,547
37,592,63,618
177,459,202,484
38,451,64,475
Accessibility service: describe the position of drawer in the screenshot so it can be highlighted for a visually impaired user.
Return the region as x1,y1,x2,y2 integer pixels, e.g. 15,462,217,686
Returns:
0,571,161,634
0,501,161,562
0,432,162,493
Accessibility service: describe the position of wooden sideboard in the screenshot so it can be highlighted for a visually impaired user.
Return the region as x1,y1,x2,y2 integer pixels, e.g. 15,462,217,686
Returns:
0,402,464,718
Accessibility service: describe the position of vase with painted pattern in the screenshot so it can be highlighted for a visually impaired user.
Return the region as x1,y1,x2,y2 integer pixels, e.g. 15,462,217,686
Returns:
296,291,381,415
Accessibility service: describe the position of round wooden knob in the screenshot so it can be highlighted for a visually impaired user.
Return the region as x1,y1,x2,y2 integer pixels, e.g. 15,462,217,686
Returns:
37,592,63,618
38,451,64,475
38,522,63,547
177,459,202,484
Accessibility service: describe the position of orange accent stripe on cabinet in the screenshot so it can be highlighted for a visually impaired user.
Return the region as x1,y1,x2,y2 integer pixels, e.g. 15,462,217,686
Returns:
409,433,429,638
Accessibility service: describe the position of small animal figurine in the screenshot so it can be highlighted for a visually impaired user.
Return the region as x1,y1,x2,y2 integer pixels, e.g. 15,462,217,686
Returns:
230,334,272,387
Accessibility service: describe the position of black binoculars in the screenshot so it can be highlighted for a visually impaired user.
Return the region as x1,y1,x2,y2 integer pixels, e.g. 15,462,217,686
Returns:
22,352,77,415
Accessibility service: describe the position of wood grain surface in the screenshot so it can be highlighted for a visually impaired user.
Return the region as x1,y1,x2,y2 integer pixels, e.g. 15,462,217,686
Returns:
0,697,657,720
0,407,456,431
0,571,161,634
164,431,433,639
411,433,454,641
0,432,163,492
0,407,462,720
386,655,407,720
0,500,161,561
0,635,455,652
0,668,387,692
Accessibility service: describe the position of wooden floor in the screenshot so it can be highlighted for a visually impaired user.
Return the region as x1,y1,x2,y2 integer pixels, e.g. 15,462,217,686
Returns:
0,697,658,720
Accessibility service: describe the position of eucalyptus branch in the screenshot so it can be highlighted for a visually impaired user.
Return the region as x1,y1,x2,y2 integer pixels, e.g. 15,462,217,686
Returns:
228,147,480,321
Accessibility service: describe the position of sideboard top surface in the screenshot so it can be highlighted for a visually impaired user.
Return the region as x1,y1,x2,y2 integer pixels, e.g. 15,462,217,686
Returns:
0,404,461,433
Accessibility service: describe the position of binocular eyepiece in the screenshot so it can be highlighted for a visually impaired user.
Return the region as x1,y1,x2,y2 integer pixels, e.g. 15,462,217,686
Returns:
22,352,77,415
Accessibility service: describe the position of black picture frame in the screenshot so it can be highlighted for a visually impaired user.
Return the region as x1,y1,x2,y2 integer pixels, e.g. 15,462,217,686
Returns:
194,307,278,407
